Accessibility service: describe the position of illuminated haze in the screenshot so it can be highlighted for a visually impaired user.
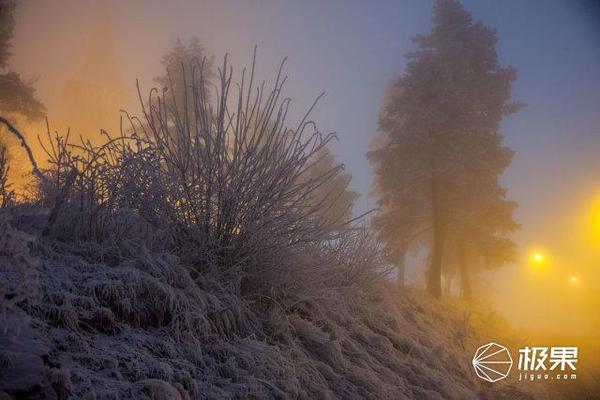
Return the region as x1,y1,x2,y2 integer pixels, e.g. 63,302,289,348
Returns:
9,0,600,337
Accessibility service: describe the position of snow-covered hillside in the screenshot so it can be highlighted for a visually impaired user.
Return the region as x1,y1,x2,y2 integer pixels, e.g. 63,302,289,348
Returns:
0,209,538,399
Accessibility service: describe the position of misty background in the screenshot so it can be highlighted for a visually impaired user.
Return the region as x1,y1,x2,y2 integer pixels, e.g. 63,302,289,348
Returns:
9,0,600,336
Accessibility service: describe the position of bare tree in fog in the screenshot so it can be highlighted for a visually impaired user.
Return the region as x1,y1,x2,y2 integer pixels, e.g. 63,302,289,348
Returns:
368,0,520,299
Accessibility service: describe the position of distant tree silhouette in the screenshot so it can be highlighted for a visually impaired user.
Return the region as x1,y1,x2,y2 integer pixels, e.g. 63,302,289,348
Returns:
0,0,45,120
0,0,44,200
302,147,358,227
368,0,520,298
62,6,127,138
154,37,215,120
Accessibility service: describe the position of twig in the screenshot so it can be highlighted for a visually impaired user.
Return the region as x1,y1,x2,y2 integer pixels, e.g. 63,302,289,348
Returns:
43,167,78,236
0,115,46,182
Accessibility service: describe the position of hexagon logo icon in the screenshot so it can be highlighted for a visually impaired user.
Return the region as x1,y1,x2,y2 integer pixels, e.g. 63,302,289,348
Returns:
472,342,513,382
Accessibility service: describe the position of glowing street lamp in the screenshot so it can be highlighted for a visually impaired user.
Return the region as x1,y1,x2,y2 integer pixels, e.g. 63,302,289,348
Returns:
530,251,545,265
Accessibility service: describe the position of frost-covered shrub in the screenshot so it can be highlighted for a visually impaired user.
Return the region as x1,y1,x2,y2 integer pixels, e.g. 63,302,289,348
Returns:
34,52,371,295
0,146,14,208
0,213,38,322
325,226,394,292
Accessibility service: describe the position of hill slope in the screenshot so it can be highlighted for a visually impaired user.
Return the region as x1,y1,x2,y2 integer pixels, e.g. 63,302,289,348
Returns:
0,210,535,400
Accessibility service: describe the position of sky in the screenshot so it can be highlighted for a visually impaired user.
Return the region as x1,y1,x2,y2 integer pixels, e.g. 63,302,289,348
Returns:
9,0,600,335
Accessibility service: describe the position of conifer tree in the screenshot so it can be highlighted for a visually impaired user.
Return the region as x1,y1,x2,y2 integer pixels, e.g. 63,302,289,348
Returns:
154,37,215,114
368,0,520,298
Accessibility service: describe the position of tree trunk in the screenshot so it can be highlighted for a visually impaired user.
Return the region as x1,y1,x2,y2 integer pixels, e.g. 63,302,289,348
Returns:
427,167,443,299
443,273,452,296
397,252,406,288
458,243,472,301
428,223,444,298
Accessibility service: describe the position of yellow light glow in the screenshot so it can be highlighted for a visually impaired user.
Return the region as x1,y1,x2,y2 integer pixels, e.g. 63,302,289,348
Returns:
595,206,600,234
531,251,544,265
569,276,578,284
590,195,600,242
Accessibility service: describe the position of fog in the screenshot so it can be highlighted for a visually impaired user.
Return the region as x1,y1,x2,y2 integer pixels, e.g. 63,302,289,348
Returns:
7,0,600,340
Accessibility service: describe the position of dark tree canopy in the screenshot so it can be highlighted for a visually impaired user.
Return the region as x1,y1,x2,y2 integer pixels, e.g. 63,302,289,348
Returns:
368,0,520,298
0,0,15,69
0,71,45,121
0,0,45,121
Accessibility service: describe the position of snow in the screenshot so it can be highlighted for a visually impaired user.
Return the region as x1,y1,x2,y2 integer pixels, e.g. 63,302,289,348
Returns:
0,209,536,399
